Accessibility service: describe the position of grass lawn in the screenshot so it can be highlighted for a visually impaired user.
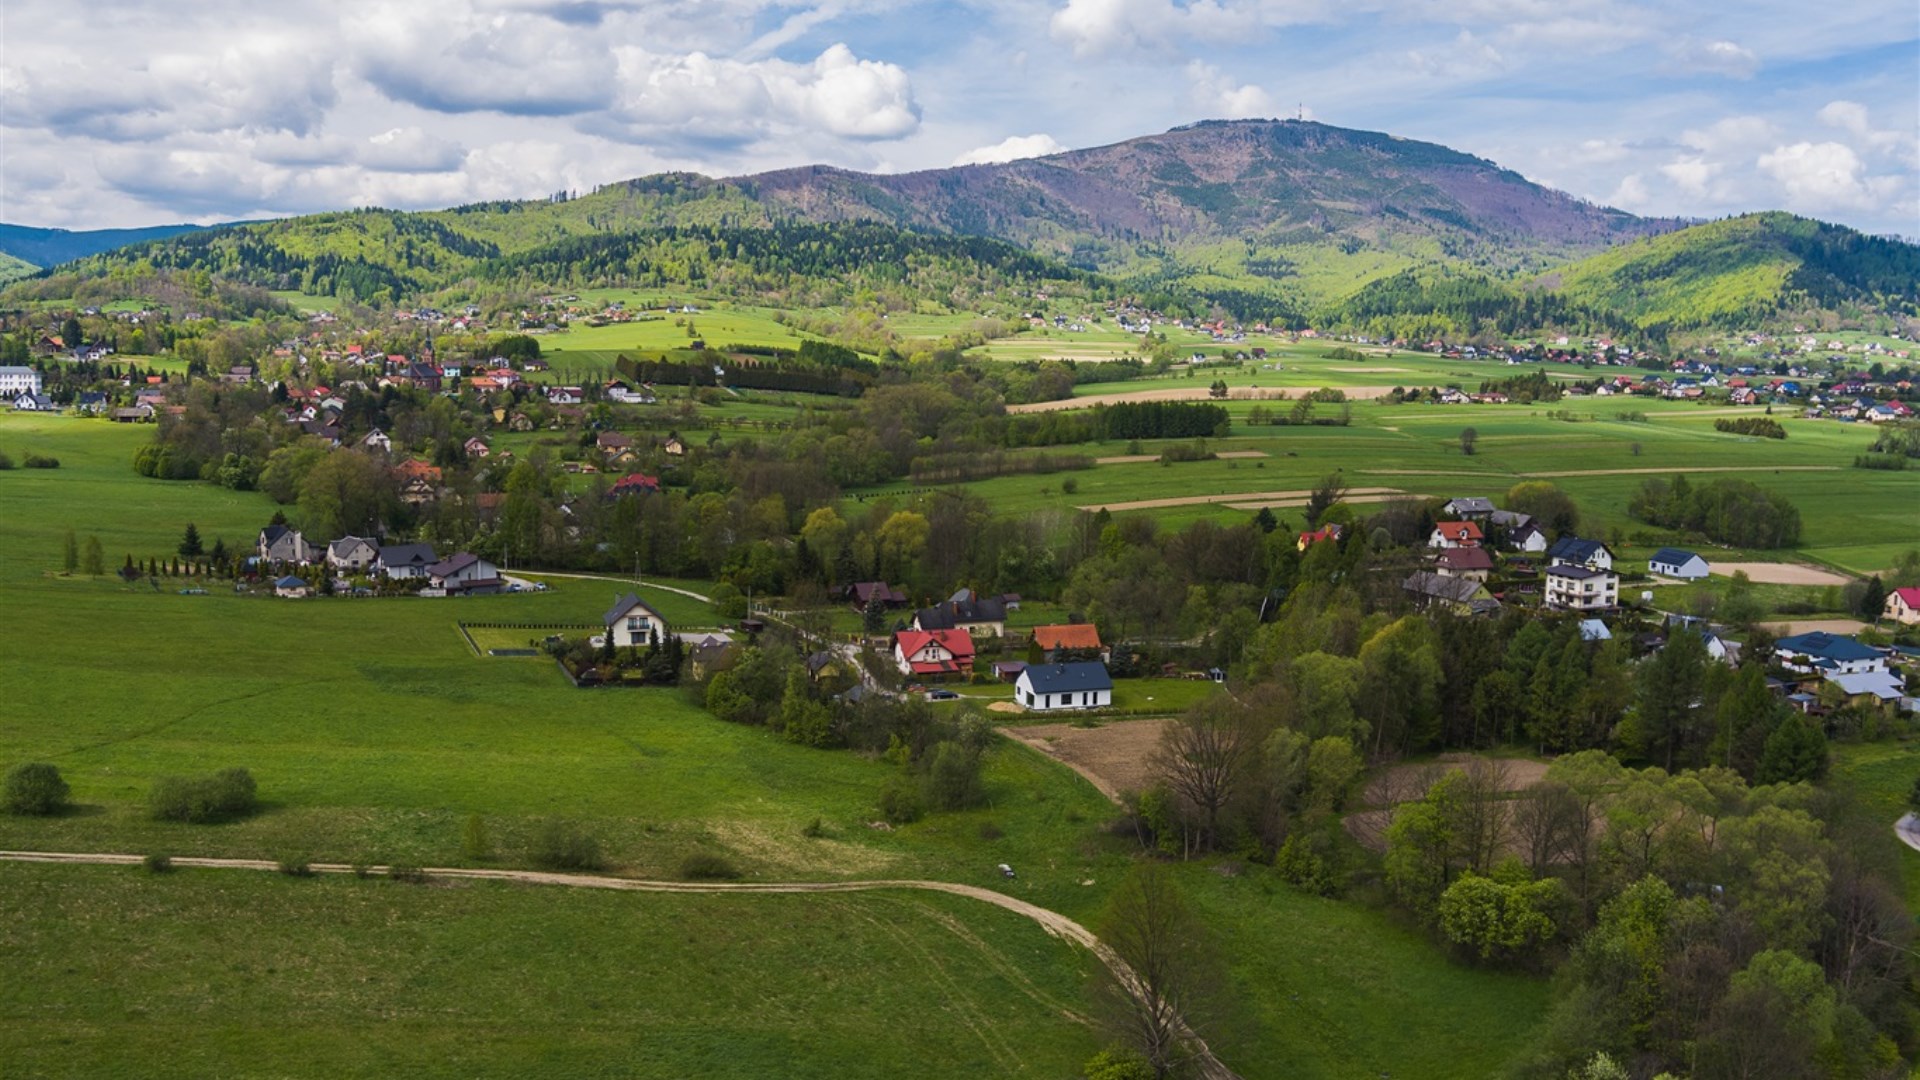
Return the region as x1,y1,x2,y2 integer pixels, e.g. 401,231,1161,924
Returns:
1180,865,1551,1079
1828,741,1920,912
0,863,1103,1080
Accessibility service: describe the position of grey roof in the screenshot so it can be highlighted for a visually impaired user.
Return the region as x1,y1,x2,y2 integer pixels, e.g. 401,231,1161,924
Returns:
1488,510,1533,528
274,576,307,588
1402,571,1490,605
1019,662,1113,695
1444,497,1496,514
428,552,489,578
1578,618,1612,641
916,596,1007,629
378,542,437,567
604,592,664,627
328,535,377,556
1828,671,1903,699
1547,563,1610,581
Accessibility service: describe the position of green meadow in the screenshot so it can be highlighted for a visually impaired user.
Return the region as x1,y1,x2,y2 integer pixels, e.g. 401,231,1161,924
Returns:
0,409,1560,1078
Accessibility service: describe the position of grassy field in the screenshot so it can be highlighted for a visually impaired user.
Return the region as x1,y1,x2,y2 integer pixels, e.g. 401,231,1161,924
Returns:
1829,742,1920,913
0,863,1103,1079
0,408,1565,1078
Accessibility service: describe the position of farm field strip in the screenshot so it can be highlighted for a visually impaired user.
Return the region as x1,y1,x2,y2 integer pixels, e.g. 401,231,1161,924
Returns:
1074,486,1409,513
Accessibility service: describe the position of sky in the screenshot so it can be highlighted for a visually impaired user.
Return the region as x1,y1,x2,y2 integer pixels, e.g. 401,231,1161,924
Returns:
2,0,1916,236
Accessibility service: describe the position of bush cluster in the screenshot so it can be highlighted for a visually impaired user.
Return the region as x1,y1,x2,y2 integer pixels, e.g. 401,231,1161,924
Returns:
4,762,71,815
148,767,257,823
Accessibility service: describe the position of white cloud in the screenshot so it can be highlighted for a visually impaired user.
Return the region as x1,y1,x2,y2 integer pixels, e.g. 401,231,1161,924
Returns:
1757,140,1901,212
1671,38,1759,79
350,4,617,115
361,128,468,173
953,134,1068,166
1608,173,1652,210
605,43,919,144
1407,30,1505,79
1678,115,1777,156
1658,156,1718,197
1185,61,1274,118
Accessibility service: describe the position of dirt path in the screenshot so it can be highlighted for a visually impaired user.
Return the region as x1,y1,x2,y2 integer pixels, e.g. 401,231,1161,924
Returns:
1076,485,1406,513
1758,618,1871,635
1710,562,1855,586
0,849,1239,1080
1007,385,1401,413
517,570,712,603
1521,465,1842,478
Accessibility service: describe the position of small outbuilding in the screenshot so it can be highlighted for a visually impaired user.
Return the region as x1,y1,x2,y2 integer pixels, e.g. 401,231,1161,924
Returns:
274,575,310,598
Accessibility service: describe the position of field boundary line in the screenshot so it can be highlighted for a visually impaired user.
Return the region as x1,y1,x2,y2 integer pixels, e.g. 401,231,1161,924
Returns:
0,849,1238,1080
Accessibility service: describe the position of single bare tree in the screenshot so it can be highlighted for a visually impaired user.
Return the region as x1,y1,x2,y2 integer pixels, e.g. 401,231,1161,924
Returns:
1095,864,1227,1078
1154,700,1256,855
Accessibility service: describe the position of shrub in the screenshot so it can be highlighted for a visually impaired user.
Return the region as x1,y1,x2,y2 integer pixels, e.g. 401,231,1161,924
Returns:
531,819,604,871
0,450,13,469
878,776,925,824
277,856,314,877
460,812,492,861
142,853,173,874
148,767,258,823
3,762,70,815
679,850,741,880
22,453,59,468
801,816,826,838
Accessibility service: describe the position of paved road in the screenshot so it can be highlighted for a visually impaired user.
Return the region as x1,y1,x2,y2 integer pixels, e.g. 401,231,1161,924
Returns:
0,848,1238,1079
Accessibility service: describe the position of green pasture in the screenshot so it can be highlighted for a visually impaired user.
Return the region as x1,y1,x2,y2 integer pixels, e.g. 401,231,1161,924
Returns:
0,863,1103,1080
1828,742,1920,912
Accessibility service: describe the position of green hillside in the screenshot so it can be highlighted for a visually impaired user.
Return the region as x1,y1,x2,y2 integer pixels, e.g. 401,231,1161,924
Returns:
0,250,37,285
1545,211,1920,330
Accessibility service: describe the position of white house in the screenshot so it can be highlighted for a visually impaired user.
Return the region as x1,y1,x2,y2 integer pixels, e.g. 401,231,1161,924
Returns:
545,385,584,405
1648,547,1709,580
1508,522,1549,553
273,575,310,599
326,536,380,573
377,542,437,579
603,593,670,649
0,366,42,397
1548,537,1615,571
1015,662,1114,712
1884,587,1920,626
1775,632,1885,677
426,552,503,595
892,629,976,679
1544,564,1618,611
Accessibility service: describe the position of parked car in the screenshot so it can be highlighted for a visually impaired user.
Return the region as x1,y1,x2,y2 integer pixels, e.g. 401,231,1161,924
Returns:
926,689,959,701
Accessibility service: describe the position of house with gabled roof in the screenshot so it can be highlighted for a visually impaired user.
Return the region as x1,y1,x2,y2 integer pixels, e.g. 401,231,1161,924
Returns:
427,552,503,595
1434,546,1495,582
1648,548,1709,579
1015,662,1113,712
1548,537,1614,571
258,524,318,566
892,629,976,679
608,472,660,497
1775,632,1885,677
913,592,1007,638
1402,571,1500,615
1545,563,1618,611
377,542,438,580
1885,587,1920,627
603,593,669,648
1429,521,1484,549
326,536,379,573
1031,624,1108,662
845,581,907,609
1441,497,1496,520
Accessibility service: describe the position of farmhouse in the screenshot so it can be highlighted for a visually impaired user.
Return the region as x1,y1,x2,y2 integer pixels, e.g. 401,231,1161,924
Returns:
1544,563,1619,611
12,392,55,412
1030,623,1108,662
257,524,318,566
913,592,1008,638
545,385,584,405
845,581,907,609
377,542,437,579
326,536,380,573
1548,537,1615,571
1441,497,1496,520
609,473,660,497
1401,571,1500,615
1507,522,1549,553
603,593,670,648
1428,522,1484,549
1884,587,1920,626
427,552,504,595
1648,548,1709,579
1014,662,1114,712
1434,547,1495,582
892,629,976,679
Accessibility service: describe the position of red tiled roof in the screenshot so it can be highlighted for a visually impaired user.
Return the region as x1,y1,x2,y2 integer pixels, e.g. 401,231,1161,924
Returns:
1032,624,1102,650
